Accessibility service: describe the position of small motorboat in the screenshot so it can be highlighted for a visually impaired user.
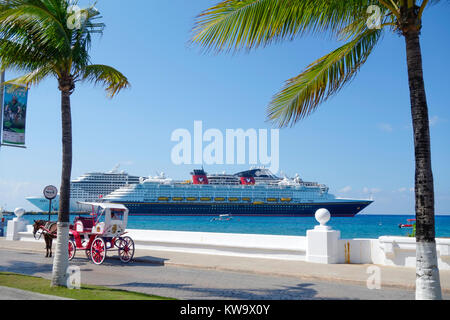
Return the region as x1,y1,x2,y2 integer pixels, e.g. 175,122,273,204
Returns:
399,218,416,237
211,214,233,222
399,218,416,228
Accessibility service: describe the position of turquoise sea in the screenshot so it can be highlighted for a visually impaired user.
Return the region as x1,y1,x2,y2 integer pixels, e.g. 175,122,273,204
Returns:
5,214,450,239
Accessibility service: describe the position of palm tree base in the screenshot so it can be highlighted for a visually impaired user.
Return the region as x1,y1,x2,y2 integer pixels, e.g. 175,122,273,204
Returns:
51,222,70,287
416,241,442,300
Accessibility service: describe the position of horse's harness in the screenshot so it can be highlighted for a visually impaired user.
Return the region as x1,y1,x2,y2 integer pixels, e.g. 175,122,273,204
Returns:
35,221,57,240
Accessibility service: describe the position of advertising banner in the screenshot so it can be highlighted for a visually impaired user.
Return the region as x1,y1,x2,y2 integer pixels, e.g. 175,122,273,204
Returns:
2,84,28,146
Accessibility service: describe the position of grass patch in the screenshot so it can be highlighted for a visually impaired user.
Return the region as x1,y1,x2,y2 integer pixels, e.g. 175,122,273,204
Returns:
0,272,175,300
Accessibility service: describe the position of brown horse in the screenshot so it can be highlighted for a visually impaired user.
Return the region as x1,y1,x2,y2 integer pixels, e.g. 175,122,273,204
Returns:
32,220,57,257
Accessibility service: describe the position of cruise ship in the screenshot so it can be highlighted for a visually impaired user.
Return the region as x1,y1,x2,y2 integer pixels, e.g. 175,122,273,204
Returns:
26,166,142,213
104,168,373,217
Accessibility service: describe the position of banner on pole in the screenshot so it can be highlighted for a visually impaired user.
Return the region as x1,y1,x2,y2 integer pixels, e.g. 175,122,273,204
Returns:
2,84,28,147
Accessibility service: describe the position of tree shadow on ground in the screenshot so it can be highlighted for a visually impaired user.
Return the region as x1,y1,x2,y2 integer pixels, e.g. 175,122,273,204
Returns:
0,259,53,275
77,256,167,267
115,280,352,300
0,251,356,300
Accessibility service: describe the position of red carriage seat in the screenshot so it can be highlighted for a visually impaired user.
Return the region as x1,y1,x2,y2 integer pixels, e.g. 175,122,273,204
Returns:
74,216,95,232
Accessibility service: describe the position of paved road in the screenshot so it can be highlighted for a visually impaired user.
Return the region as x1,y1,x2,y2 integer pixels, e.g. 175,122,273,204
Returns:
0,249,428,300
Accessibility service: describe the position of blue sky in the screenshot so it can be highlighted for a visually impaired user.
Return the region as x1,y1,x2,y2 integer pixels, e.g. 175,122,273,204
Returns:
0,0,449,214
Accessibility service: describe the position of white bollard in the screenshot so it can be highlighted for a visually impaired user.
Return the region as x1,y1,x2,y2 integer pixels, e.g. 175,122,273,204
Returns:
6,208,27,241
306,209,341,264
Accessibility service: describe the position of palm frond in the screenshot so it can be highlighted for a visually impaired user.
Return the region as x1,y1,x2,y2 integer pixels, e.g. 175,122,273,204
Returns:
267,28,383,127
70,4,105,69
6,65,55,87
0,0,72,56
0,38,52,72
79,64,130,97
191,0,371,53
0,0,107,76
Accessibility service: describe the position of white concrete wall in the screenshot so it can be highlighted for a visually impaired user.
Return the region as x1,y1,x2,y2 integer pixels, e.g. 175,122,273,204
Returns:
127,229,307,261
338,239,384,265
6,222,450,270
377,236,450,270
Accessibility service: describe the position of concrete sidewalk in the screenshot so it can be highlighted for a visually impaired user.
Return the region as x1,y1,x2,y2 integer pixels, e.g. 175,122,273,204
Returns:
0,286,71,300
1,238,449,293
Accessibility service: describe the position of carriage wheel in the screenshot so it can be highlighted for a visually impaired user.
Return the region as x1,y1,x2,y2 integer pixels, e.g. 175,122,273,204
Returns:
68,240,76,261
118,236,135,263
91,237,106,265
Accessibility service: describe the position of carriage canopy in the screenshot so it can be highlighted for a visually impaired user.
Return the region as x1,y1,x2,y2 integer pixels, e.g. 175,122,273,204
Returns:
77,202,129,236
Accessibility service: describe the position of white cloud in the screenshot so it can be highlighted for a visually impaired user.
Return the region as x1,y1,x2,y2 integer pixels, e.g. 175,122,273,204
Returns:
339,186,352,193
430,116,439,126
363,187,382,194
429,115,447,127
377,123,393,133
0,180,41,211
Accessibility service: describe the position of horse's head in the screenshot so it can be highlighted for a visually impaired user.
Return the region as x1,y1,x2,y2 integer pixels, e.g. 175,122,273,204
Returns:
32,220,44,236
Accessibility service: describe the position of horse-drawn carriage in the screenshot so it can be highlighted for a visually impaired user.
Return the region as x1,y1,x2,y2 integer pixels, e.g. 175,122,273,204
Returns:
69,202,135,264
34,202,135,265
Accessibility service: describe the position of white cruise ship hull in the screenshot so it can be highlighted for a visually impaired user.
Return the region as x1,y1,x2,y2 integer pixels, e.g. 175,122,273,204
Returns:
26,196,92,213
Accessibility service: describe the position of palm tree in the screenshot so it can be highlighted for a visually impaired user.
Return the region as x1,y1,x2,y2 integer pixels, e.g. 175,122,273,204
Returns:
0,0,129,286
191,0,442,299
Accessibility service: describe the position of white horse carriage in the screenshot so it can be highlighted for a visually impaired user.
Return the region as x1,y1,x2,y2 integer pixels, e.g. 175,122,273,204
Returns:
68,202,135,265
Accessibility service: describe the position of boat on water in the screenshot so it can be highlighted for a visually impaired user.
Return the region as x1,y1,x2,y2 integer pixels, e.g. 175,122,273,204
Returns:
103,168,373,217
399,219,416,228
26,165,143,213
211,214,233,221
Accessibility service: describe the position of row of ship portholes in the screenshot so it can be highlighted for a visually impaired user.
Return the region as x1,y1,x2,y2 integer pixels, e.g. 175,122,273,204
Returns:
121,204,318,212
153,197,293,203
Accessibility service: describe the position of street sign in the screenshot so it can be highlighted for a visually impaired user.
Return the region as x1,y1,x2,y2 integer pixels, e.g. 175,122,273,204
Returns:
43,185,58,200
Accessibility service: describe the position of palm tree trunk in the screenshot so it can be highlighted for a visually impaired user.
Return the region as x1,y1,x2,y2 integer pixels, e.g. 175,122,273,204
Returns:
51,83,73,287
404,28,442,300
